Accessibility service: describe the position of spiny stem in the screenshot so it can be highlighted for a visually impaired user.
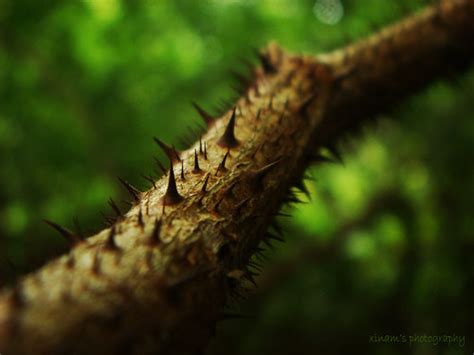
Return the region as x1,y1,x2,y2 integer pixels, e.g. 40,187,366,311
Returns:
0,1,473,354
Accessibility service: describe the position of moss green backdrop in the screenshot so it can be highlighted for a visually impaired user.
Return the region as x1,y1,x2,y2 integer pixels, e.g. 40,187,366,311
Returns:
0,0,473,354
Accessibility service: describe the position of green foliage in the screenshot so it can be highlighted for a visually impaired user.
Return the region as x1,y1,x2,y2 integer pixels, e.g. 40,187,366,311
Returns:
1,0,473,354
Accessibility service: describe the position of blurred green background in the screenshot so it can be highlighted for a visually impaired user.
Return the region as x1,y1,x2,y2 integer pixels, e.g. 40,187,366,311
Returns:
1,0,473,354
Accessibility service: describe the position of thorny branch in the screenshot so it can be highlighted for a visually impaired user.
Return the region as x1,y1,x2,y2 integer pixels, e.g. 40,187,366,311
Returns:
0,1,473,354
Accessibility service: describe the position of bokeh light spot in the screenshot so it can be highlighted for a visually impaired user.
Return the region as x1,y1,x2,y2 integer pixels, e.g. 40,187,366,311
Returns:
313,0,344,25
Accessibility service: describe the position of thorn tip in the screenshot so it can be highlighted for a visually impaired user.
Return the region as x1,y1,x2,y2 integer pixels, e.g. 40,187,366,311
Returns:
162,162,184,206
192,102,214,127
217,107,239,149
153,137,181,163
44,220,81,245
118,177,140,202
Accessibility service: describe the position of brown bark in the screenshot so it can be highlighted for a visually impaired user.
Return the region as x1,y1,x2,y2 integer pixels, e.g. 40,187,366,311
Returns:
1,1,473,354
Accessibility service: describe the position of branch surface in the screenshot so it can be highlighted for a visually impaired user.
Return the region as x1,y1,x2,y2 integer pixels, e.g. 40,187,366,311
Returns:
0,1,473,354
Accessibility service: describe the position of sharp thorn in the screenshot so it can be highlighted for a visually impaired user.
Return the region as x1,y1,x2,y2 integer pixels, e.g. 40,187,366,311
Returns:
283,191,302,204
101,212,114,226
295,180,311,199
138,208,144,229
308,153,337,164
267,232,284,242
217,107,239,149
108,198,123,218
214,196,225,213
257,50,277,74
154,157,168,175
263,236,275,250
248,260,263,272
201,173,211,194
275,212,291,218
181,160,185,180
230,70,249,89
118,177,140,202
153,137,181,163
192,101,214,127
234,197,251,215
141,174,156,188
162,161,184,206
216,150,230,175
223,181,239,197
73,217,85,240
193,149,201,173
44,220,81,246
244,273,258,288
122,200,133,208
270,220,284,237
251,157,282,187
326,143,344,165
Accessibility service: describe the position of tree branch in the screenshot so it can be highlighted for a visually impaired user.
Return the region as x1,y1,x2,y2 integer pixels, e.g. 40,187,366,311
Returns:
0,1,473,354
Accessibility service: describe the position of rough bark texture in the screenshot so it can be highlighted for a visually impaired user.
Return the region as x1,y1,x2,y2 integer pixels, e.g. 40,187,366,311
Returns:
1,1,473,354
